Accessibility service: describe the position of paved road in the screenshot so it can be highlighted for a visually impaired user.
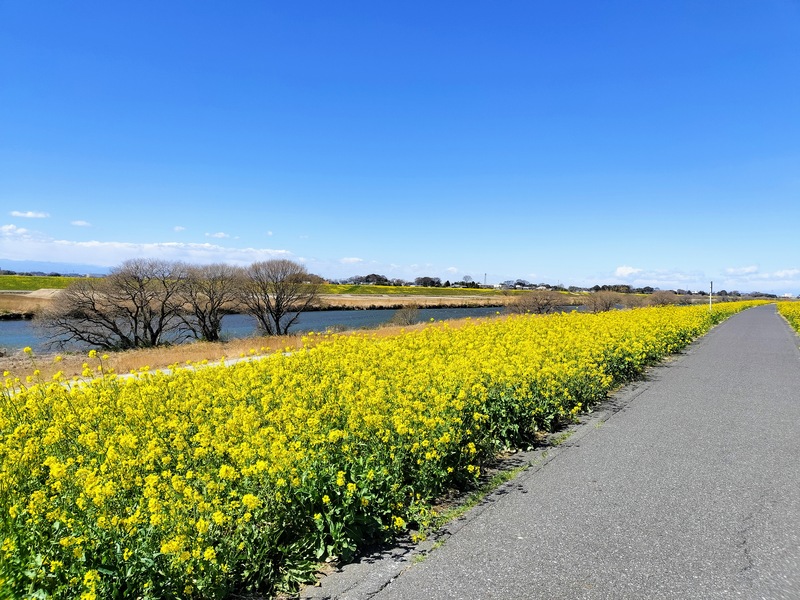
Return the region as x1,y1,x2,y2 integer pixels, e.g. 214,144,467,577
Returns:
303,304,800,599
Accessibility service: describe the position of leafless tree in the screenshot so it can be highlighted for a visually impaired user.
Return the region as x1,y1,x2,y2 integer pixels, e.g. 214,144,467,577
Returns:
584,291,622,313
647,290,679,306
38,259,189,350
621,294,646,309
179,263,242,342
507,290,563,314
388,304,420,326
237,259,321,335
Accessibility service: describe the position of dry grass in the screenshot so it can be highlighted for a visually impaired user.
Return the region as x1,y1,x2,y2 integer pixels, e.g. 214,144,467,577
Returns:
318,294,513,309
0,293,52,316
1,335,302,381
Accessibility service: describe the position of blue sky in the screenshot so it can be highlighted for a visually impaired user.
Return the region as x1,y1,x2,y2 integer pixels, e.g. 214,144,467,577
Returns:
2,1,799,294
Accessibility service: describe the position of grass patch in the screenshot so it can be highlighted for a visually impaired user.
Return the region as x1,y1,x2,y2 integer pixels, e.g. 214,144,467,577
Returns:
0,275,80,291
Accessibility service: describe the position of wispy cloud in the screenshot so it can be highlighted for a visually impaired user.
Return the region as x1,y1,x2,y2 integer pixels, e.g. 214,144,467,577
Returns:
609,262,800,295
174,226,186,232
340,257,363,264
611,265,705,290
0,228,293,267
774,269,800,279
445,266,458,274
719,265,800,294
1,224,30,236
10,210,49,218
724,265,759,275
205,232,230,239
266,230,273,237
614,265,643,278
71,220,91,227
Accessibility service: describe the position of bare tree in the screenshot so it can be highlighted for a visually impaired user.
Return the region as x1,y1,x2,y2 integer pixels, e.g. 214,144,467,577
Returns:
38,259,189,350
179,263,242,342
621,293,646,309
237,259,321,335
584,291,622,313
647,290,679,306
388,304,420,326
507,290,563,315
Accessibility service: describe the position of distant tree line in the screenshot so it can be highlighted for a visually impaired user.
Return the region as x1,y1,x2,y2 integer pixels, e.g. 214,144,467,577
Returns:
37,258,323,350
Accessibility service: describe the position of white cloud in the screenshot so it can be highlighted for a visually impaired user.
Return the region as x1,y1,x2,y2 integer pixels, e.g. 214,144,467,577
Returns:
10,210,49,218
719,266,800,294
1,224,31,237
174,226,186,232
0,229,293,268
614,265,643,278
604,265,707,291
725,265,759,275
340,257,364,264
266,230,273,237
71,220,91,227
205,232,230,239
774,269,800,278
445,266,459,274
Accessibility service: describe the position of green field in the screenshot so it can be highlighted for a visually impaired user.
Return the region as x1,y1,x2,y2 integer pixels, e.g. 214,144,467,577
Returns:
0,275,80,291
0,277,520,297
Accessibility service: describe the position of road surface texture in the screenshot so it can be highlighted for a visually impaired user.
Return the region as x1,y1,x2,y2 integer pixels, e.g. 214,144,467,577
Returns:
302,304,800,599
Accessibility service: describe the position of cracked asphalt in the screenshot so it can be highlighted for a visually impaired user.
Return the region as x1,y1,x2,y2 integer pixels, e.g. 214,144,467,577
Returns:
301,304,800,599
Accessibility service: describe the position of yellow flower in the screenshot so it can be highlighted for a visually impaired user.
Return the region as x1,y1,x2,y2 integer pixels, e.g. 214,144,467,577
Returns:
219,464,237,480
242,493,261,510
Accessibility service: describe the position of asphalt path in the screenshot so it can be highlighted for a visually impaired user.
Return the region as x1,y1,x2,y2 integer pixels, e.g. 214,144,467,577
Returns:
302,304,800,599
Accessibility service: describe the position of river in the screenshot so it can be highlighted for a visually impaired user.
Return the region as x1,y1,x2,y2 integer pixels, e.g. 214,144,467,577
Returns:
0,306,505,353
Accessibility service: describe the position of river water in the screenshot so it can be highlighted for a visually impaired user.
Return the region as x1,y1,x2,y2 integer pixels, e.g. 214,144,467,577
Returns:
0,306,505,353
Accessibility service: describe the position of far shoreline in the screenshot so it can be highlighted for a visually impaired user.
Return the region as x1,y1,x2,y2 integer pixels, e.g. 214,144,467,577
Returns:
0,291,514,321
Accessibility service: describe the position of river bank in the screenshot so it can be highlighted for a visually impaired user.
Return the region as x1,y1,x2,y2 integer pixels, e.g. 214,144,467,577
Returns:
0,290,58,319
0,289,515,321
0,305,509,379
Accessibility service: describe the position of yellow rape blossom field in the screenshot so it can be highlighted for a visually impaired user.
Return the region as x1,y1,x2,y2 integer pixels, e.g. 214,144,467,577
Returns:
777,301,800,333
0,302,761,598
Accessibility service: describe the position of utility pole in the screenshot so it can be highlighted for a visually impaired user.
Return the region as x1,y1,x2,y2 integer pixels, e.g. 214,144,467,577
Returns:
709,281,713,311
